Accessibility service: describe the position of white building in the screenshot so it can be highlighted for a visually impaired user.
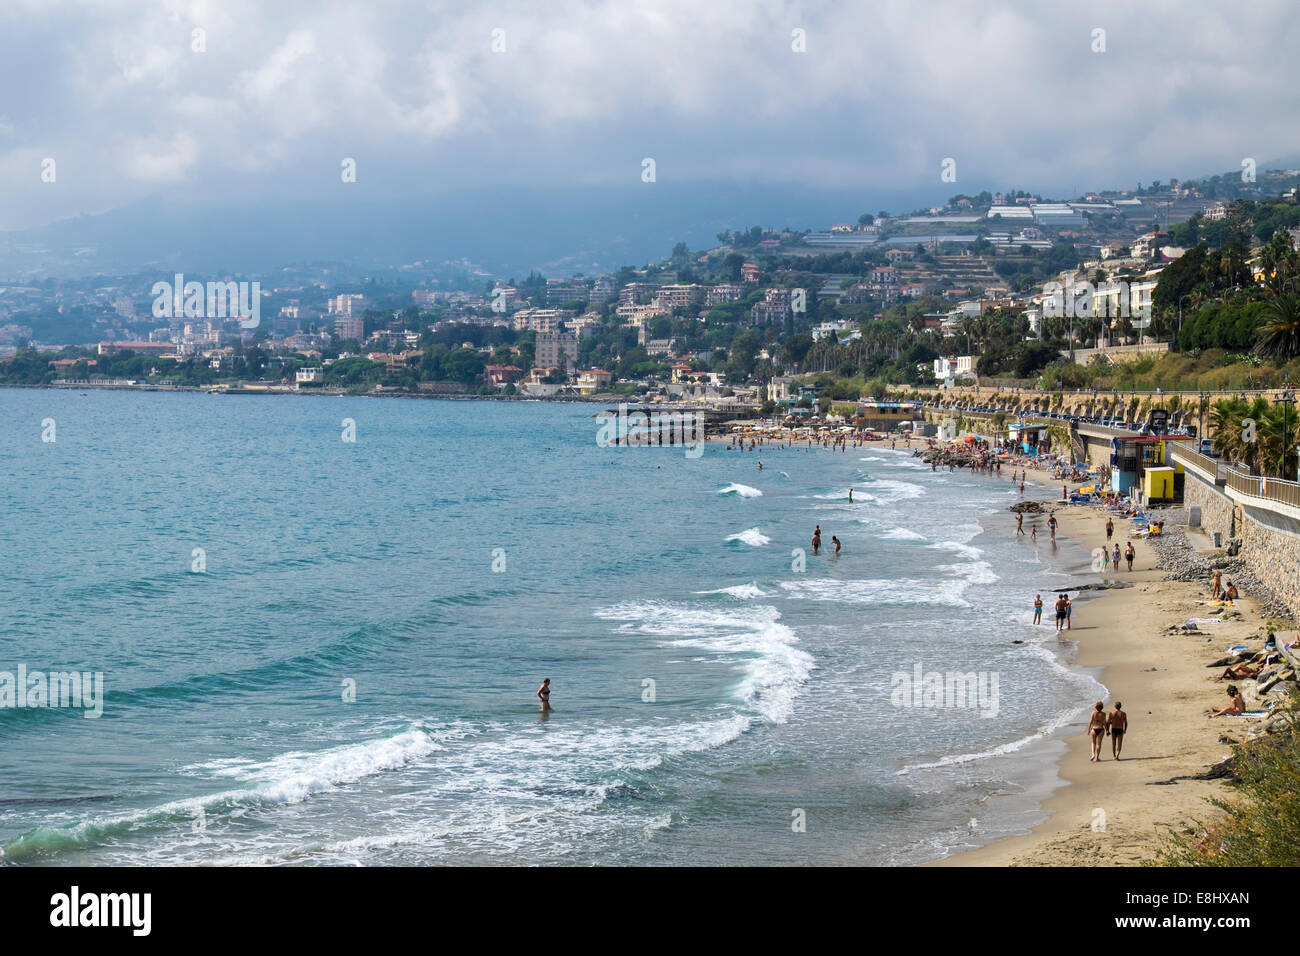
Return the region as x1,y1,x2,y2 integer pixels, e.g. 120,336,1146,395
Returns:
933,356,976,380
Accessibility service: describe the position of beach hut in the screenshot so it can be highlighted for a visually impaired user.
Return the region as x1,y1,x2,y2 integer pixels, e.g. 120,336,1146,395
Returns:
1142,466,1176,504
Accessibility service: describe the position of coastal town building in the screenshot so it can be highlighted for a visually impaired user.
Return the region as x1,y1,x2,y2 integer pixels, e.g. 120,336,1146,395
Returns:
512,308,574,333
545,279,587,306
704,283,745,307
335,314,364,341
574,368,613,395
535,330,578,368
933,355,976,381
750,288,791,326
327,294,366,316
483,364,523,387
654,284,702,310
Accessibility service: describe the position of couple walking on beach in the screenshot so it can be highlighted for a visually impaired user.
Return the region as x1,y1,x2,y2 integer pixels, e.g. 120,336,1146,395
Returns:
1087,701,1128,761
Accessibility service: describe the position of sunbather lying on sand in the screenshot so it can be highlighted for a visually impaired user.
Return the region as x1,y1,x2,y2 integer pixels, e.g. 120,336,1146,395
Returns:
1216,661,1264,681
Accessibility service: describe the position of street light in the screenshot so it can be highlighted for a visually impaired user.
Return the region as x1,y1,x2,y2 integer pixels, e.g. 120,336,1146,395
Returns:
1280,389,1297,480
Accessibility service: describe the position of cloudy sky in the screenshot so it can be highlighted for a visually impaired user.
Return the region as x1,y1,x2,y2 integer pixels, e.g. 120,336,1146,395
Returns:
1,0,1298,232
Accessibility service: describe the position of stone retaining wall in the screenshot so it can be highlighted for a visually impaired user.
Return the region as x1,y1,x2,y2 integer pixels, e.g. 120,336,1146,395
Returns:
1184,470,1235,537
1181,469,1298,619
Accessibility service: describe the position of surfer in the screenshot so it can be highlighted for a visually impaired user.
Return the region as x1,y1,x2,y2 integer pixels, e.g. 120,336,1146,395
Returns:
537,678,552,712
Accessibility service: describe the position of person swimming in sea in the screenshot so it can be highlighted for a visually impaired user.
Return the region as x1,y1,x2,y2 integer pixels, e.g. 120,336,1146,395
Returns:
832,535,841,555
537,678,552,712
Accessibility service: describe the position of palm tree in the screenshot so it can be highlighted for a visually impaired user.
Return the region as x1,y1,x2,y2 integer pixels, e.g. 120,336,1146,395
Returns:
1256,291,1300,362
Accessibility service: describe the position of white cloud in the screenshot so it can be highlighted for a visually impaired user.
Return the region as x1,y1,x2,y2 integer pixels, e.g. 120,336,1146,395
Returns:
0,0,1296,228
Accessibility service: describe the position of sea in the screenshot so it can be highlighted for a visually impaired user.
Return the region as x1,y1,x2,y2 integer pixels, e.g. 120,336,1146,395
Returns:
0,389,1106,866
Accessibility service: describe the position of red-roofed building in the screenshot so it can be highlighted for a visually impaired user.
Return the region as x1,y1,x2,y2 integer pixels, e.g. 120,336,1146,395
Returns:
484,364,523,386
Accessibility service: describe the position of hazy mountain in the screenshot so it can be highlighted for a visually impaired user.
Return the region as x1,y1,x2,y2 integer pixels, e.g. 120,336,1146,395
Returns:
0,183,947,281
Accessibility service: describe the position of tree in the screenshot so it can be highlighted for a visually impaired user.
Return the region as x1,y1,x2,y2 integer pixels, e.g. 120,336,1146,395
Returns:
1256,291,1300,362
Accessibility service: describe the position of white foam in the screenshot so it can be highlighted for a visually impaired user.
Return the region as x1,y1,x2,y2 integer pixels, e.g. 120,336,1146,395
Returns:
778,578,971,608
864,478,926,503
881,528,927,542
897,705,1086,773
718,482,763,498
725,527,770,547
596,600,814,724
697,583,769,599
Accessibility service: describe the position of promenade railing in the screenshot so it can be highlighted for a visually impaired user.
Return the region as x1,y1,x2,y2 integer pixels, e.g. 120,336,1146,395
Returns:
1224,467,1300,510
1167,443,1228,484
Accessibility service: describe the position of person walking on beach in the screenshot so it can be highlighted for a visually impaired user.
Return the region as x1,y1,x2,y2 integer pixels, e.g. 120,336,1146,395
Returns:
1087,701,1109,762
1065,593,1073,630
1105,518,1114,541
1048,513,1057,541
537,678,552,712
1031,523,1037,541
1101,544,1110,570
1112,542,1121,569
1033,594,1043,624
1210,568,1222,600
1016,512,1024,535
1109,702,1127,759
1054,593,1068,632
1124,542,1135,571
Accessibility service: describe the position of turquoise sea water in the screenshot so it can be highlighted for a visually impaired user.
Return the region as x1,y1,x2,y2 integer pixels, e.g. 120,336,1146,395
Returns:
0,390,1104,865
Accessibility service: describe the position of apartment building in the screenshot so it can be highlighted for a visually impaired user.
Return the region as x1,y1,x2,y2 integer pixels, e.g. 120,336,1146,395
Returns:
535,330,579,369
327,294,366,316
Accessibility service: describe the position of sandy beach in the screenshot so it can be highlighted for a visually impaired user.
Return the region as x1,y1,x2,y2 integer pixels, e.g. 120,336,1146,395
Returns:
933,458,1283,866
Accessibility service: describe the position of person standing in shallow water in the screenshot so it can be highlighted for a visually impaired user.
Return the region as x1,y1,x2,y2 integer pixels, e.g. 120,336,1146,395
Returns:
537,678,552,712
812,525,822,555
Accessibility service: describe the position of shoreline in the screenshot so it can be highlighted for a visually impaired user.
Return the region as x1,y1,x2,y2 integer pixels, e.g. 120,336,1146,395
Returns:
929,459,1279,867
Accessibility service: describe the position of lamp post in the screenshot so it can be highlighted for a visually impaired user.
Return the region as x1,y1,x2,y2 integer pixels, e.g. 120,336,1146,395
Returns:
1280,389,1296,480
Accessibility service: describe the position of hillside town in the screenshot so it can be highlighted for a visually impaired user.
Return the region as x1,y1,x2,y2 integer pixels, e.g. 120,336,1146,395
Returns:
3,168,1299,418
